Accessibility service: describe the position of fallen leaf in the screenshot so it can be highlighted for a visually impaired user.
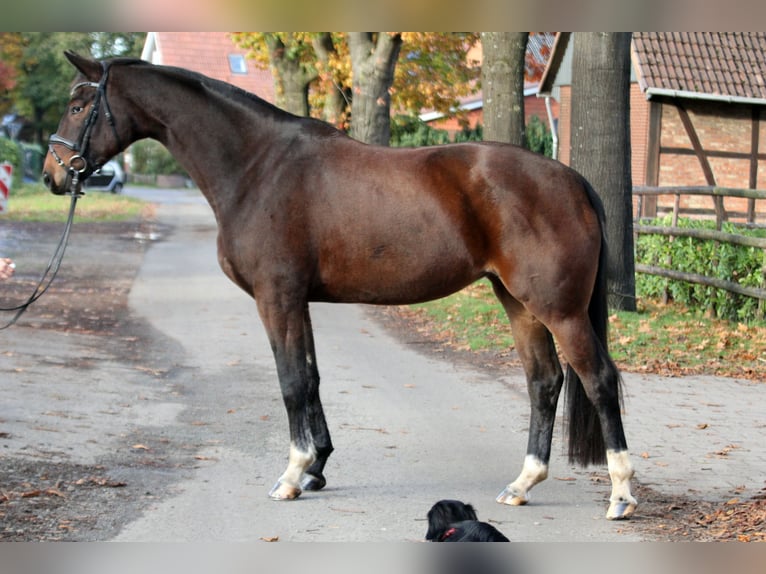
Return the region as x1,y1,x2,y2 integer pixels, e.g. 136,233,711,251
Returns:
131,444,149,450
75,477,127,488
696,423,709,430
329,506,366,514
260,536,279,542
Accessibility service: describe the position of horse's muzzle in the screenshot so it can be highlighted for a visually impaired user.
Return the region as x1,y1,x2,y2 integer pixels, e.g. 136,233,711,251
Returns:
41,166,82,196
41,168,66,195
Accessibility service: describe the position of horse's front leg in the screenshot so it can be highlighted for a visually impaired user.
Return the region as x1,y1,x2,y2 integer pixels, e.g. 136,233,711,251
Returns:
299,306,334,491
256,297,319,500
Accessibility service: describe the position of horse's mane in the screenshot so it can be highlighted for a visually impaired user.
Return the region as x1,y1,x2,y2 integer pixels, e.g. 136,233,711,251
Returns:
106,56,341,138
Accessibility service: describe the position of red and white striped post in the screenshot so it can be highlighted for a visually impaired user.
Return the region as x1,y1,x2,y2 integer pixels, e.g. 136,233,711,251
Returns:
0,162,12,214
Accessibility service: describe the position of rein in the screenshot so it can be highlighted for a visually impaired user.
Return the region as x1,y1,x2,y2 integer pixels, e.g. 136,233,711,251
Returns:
0,194,79,330
1,61,118,329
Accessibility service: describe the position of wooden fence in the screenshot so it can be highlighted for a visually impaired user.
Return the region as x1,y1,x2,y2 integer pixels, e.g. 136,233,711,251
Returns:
633,186,766,303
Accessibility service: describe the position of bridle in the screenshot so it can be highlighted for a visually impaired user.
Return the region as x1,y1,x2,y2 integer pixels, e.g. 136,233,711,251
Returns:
48,60,122,196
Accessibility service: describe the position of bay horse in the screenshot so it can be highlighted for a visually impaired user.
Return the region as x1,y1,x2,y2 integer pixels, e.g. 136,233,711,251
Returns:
42,51,636,520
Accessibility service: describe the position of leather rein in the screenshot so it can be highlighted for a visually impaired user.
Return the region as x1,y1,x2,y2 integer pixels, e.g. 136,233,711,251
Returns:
0,61,120,329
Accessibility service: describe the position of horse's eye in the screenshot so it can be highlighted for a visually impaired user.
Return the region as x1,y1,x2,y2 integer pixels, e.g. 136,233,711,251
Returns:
70,105,84,115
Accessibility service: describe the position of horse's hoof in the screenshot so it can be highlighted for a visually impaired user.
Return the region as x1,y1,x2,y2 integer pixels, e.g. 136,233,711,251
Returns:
269,480,302,500
606,499,637,520
300,473,326,491
496,487,528,506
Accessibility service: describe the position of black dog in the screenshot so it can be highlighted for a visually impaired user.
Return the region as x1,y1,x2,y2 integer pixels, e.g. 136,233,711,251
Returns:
426,499,509,542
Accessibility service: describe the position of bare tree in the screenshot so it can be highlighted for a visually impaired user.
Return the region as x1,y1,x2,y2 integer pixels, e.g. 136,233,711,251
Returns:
480,32,529,146
570,32,636,311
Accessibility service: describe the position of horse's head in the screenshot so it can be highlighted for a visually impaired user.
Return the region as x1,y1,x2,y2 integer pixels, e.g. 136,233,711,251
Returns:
42,51,125,195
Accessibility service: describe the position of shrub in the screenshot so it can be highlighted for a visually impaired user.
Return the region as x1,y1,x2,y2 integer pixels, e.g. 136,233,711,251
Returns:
525,115,553,158
390,116,451,147
130,139,186,176
635,216,766,322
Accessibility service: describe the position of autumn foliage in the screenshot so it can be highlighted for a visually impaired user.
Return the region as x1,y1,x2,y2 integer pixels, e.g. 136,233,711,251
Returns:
230,32,480,130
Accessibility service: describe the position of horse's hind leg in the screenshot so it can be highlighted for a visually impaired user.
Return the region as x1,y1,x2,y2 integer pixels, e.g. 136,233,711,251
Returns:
300,307,334,491
553,316,637,519
489,278,564,507
256,298,330,500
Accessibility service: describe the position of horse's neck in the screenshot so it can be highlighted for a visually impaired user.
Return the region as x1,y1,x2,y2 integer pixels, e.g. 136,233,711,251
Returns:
129,70,288,214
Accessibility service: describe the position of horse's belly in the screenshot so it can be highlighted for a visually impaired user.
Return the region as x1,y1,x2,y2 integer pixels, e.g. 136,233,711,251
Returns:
314,245,480,305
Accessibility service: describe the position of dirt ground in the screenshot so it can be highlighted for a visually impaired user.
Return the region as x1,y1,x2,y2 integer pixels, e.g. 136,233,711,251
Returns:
0,219,181,541
1,218,764,541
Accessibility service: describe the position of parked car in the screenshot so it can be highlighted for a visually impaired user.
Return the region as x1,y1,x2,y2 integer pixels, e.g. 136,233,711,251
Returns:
84,159,126,193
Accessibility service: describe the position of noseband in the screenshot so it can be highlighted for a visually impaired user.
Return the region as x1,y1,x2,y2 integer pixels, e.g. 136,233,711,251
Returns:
48,61,122,195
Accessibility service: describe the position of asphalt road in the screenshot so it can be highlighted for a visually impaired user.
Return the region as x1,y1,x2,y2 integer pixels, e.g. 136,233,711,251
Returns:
2,186,763,542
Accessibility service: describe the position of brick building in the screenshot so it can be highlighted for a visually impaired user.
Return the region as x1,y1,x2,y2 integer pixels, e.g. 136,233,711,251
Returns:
540,32,766,223
423,33,558,138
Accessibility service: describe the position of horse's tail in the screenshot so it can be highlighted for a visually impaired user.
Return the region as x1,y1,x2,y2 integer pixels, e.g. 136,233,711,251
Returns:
564,177,620,466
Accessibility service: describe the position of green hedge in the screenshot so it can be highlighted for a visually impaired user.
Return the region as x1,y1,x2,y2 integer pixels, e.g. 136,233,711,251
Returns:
130,139,187,176
635,216,766,322
390,114,551,156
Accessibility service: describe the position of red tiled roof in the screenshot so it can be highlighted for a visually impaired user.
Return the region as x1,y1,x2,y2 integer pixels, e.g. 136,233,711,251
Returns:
144,32,275,102
632,32,766,101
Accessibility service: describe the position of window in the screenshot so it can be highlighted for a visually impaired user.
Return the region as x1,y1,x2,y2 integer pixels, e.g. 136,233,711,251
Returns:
228,54,248,74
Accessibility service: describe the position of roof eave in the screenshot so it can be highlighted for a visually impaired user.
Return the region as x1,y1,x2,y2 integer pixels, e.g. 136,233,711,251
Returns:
646,87,766,107
538,32,571,96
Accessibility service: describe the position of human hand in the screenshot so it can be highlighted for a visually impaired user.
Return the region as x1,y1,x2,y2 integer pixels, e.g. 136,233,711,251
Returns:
0,258,15,280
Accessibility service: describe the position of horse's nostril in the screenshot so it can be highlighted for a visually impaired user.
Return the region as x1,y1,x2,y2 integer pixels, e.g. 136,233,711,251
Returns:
42,172,52,189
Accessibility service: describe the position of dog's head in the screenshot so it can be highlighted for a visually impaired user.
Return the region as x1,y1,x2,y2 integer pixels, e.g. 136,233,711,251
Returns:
425,499,479,541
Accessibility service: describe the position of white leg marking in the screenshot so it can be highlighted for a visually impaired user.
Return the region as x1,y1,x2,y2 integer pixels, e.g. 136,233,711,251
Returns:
606,449,637,519
269,442,316,500
497,455,549,506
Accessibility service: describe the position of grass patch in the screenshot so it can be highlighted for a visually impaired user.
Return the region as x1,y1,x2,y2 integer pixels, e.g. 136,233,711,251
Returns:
608,301,765,379
2,183,152,223
408,279,765,380
411,279,514,352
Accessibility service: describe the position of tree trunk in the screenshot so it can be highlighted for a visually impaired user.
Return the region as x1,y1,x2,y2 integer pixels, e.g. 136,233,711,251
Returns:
265,35,314,117
312,33,350,129
570,32,636,311
480,32,528,146
348,33,403,145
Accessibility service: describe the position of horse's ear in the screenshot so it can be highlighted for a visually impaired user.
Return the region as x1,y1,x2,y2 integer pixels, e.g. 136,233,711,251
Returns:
64,51,102,81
